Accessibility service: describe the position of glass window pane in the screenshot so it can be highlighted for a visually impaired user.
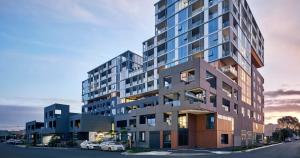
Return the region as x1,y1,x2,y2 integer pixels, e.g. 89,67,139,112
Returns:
208,46,219,61
167,27,175,40
167,39,175,51
179,33,188,46
167,51,175,63
209,19,218,33
178,21,188,35
167,4,175,17
208,32,218,47
167,16,175,28
178,8,188,23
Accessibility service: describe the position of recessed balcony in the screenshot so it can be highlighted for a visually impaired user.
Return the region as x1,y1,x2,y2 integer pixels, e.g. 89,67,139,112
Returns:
220,65,238,79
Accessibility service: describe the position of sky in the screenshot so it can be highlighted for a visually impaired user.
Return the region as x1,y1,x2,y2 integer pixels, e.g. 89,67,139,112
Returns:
0,0,299,130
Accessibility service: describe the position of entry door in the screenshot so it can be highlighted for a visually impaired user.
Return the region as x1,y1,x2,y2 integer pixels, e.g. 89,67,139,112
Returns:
149,131,160,149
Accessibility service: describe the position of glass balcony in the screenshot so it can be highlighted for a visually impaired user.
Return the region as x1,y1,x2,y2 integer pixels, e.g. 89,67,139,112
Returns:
221,65,238,79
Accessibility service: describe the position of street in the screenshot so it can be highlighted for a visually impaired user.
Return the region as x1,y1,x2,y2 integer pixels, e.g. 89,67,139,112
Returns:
0,141,299,158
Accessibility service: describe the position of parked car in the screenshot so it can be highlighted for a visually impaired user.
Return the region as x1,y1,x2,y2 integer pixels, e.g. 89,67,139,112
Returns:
284,137,292,142
6,139,23,145
99,141,113,149
80,140,101,150
100,142,125,151
294,136,300,140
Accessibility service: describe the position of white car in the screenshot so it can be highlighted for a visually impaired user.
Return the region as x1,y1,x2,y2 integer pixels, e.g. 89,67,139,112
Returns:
100,142,125,151
80,140,101,150
6,139,23,145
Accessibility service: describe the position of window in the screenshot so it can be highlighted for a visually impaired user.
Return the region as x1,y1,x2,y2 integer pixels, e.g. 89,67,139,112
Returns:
179,33,188,46
139,131,145,142
129,119,136,127
209,18,218,33
181,69,195,83
206,114,215,129
75,120,80,128
222,82,232,98
179,46,187,60
178,8,188,23
178,114,187,128
208,32,218,47
167,51,175,63
206,71,216,89
178,21,188,35
222,98,230,112
70,121,73,128
147,114,156,126
167,27,175,40
210,93,217,107
167,39,175,51
234,104,238,114
167,16,175,28
116,120,127,128
167,4,175,18
221,134,229,144
208,47,218,61
163,76,172,88
140,115,146,124
163,113,172,125
53,121,56,128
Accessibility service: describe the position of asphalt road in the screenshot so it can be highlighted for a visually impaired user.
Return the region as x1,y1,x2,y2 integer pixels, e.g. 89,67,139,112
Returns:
0,141,299,158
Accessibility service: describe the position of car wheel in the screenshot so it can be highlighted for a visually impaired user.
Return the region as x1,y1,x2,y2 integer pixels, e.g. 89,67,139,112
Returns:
108,147,111,151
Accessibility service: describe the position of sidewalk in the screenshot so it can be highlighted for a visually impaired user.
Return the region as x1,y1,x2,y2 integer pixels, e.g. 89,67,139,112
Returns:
122,143,283,156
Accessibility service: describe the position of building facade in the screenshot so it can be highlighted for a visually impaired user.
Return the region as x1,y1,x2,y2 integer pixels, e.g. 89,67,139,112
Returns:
25,0,264,149
81,0,264,149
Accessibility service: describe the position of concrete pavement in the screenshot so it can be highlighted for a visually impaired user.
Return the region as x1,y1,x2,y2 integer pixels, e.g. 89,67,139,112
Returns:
0,141,299,158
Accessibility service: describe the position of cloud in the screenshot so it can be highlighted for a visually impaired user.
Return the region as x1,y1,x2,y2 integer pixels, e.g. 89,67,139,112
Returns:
265,90,300,98
264,105,300,113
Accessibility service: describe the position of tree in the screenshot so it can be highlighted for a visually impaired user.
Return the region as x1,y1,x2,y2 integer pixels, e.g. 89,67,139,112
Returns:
277,116,299,131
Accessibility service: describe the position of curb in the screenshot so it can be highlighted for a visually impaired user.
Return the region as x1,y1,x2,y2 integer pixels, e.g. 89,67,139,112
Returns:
122,143,283,156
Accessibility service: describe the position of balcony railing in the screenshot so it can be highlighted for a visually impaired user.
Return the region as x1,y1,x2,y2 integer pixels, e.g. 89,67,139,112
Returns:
191,7,204,16
221,65,238,79
165,100,181,107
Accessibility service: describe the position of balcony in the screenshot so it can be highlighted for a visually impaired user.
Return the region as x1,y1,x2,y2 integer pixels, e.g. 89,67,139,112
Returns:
165,100,181,107
157,61,166,67
156,15,166,24
220,65,238,79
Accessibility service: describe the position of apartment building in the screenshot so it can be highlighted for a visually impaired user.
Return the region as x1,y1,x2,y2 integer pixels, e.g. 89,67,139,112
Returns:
24,0,264,148
25,104,112,145
81,0,264,149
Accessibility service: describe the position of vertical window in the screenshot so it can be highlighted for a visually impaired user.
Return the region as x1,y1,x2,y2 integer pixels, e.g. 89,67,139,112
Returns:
167,51,175,63
208,33,218,47
208,47,219,61
178,21,188,35
206,114,215,129
179,46,188,62
221,134,229,144
167,27,175,40
139,131,145,142
167,16,175,28
167,39,175,51
209,18,218,33
167,4,175,17
178,114,187,128
178,8,188,23
179,33,188,46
